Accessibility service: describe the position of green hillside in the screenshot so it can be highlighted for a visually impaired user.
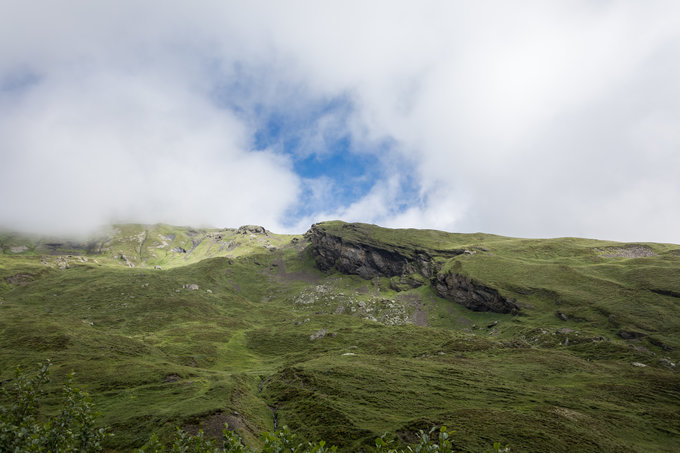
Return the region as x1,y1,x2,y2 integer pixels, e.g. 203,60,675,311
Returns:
1,221,678,451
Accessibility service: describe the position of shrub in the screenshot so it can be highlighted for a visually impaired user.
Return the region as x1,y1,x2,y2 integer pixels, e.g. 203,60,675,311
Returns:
0,360,108,452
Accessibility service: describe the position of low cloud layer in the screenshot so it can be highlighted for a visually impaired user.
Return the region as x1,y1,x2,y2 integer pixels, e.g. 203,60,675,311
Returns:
1,1,679,242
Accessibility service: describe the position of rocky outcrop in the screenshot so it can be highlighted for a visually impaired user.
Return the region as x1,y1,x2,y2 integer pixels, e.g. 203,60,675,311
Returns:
651,288,680,299
238,225,268,236
306,223,519,314
306,223,438,279
434,272,519,314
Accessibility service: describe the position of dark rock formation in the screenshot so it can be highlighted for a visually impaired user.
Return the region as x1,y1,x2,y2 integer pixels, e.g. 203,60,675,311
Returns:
619,330,647,340
306,223,519,314
434,272,519,314
306,223,439,279
651,288,680,299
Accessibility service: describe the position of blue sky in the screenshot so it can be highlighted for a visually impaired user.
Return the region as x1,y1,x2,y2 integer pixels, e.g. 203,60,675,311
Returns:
1,1,679,242
251,98,390,221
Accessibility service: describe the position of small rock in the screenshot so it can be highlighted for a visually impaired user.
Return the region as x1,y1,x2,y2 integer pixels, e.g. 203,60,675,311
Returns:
487,320,498,328
206,289,212,294
557,328,575,335
154,265,162,270
342,352,356,356
658,358,676,368
183,284,199,290
556,312,568,321
631,362,647,367
233,411,239,416
310,328,327,341
631,345,654,355
619,330,647,340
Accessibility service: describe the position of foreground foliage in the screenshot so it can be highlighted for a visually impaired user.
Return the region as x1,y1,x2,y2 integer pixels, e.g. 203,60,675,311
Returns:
0,361,108,452
139,424,510,453
2,364,509,452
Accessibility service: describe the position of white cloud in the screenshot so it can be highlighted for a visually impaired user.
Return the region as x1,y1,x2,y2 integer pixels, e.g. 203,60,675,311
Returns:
1,1,679,242
0,66,299,235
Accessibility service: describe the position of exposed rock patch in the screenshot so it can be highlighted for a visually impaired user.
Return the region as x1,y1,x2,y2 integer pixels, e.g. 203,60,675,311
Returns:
163,373,182,383
599,244,657,258
6,273,35,286
309,328,327,340
183,412,244,440
118,254,135,268
619,330,647,340
237,225,268,236
306,223,446,279
434,272,519,314
650,288,680,299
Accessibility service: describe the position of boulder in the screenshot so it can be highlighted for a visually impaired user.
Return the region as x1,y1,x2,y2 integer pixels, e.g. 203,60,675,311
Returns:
658,358,676,368
238,225,268,236
310,328,327,340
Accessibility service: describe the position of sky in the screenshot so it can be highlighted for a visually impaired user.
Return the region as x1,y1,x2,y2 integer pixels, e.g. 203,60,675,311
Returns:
1,1,679,243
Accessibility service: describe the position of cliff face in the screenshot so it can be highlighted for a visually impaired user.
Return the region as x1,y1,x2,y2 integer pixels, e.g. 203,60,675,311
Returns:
433,272,519,314
306,222,519,314
307,224,436,279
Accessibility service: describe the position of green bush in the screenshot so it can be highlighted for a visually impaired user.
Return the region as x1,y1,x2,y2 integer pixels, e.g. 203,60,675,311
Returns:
138,424,338,453
0,361,108,452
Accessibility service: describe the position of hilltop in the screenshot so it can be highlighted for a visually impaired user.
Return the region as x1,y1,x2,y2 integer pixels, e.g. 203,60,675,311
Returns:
1,221,679,451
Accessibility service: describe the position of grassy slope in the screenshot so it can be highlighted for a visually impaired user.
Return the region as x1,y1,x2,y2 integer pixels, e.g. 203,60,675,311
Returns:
0,222,679,452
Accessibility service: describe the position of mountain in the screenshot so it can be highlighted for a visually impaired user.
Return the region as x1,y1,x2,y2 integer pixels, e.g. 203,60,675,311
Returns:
1,221,679,451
